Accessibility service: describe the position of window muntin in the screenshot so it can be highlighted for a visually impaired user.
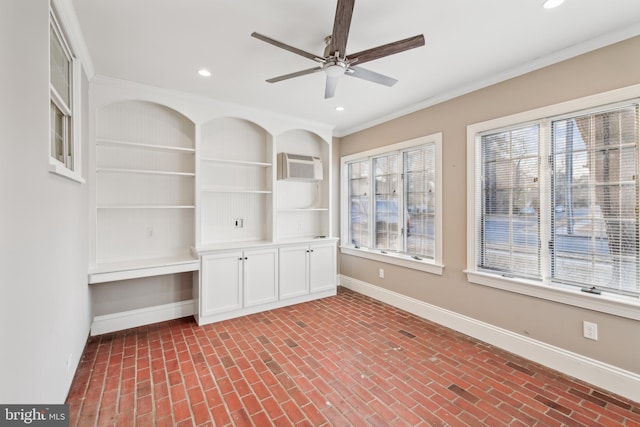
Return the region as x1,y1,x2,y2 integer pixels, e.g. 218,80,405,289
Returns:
346,142,437,260
472,101,640,299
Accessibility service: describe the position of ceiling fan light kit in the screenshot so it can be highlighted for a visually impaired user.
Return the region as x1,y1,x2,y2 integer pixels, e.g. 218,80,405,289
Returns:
324,61,347,78
251,0,425,99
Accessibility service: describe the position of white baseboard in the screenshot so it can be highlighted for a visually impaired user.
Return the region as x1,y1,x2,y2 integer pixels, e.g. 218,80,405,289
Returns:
339,275,640,403
91,300,194,336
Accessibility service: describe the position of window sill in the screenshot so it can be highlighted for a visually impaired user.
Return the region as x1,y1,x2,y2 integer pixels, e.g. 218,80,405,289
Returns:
49,161,85,184
340,246,444,275
465,270,640,321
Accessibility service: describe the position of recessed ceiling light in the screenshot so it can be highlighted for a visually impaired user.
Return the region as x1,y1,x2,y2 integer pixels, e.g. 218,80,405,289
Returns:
335,106,345,112
198,68,212,77
543,0,564,9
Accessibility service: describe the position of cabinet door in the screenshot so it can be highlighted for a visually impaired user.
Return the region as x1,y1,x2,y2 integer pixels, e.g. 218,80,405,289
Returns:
309,243,336,293
279,245,309,299
244,248,278,307
201,251,243,316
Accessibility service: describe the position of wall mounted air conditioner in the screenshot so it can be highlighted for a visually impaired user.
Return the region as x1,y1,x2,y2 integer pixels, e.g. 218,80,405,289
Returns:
277,152,323,181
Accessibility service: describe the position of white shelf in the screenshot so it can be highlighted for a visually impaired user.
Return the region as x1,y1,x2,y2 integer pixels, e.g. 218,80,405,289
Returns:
97,205,195,209
96,138,195,153
200,157,271,167
278,208,328,212
201,186,272,194
89,255,200,284
97,168,195,176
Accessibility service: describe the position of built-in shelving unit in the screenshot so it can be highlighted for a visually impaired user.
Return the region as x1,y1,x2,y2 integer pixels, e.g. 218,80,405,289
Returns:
91,100,198,283
275,129,330,240
198,117,274,247
88,77,336,333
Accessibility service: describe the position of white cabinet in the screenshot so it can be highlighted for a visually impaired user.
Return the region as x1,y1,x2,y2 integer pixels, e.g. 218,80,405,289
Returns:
243,248,278,307
196,239,337,325
278,245,309,299
279,241,336,299
200,251,242,317
309,242,337,293
199,247,278,318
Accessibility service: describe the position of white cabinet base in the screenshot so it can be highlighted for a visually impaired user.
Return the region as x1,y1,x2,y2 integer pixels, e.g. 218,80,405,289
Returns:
194,239,338,326
194,288,336,326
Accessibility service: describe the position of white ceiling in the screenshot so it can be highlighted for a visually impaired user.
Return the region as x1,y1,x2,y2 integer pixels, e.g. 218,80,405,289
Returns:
71,0,640,136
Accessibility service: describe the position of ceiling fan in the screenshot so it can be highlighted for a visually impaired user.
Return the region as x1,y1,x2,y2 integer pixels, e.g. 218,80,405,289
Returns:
251,0,425,99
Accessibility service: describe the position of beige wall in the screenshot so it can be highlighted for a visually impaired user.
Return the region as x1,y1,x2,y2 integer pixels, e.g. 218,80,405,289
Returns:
338,36,640,374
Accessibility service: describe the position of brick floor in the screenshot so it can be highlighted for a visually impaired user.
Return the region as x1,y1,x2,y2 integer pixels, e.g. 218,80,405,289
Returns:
66,287,640,426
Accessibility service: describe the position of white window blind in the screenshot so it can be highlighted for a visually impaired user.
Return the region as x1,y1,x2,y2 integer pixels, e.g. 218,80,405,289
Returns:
478,125,541,279
348,160,370,248
50,25,71,107
373,154,399,250
551,104,639,296
345,138,440,262
472,99,640,299
404,145,436,259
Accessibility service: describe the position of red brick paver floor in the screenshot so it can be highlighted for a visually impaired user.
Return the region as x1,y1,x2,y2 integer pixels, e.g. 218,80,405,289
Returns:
66,287,640,426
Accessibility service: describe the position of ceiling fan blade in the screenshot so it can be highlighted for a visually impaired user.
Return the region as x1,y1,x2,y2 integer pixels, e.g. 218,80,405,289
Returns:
324,74,340,99
251,32,324,62
266,67,323,83
347,34,425,66
346,66,398,87
330,0,355,56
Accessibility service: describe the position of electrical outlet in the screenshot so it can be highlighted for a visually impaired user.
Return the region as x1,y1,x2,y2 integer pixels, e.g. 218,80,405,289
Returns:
379,268,384,279
583,321,598,341
146,226,154,238
234,219,244,228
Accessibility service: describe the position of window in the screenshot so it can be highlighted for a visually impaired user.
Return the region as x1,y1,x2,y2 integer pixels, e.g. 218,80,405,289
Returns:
342,134,443,275
478,124,541,279
468,86,640,316
49,5,83,182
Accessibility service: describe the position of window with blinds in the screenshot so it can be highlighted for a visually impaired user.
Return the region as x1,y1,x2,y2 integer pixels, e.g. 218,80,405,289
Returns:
472,100,640,299
551,104,639,297
346,142,437,260
373,154,399,250
479,125,541,279
404,145,436,258
348,160,370,248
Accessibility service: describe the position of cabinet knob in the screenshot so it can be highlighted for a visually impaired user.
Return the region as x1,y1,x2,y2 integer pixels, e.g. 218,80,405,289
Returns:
244,257,248,260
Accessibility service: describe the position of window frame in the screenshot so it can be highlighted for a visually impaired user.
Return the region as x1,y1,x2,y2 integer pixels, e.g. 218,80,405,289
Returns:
341,133,444,275
466,84,640,320
49,4,84,183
